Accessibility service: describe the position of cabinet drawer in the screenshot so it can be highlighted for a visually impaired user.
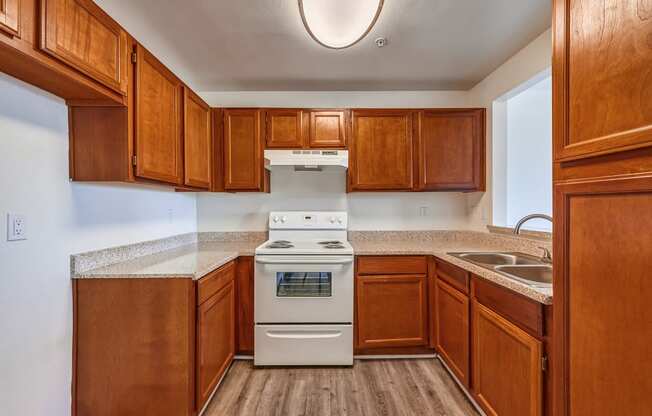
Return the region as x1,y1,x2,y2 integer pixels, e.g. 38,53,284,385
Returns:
435,259,469,294
472,276,544,338
357,256,427,275
197,261,235,305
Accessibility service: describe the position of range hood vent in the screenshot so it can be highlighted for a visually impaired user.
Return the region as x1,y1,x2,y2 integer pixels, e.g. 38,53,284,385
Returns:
264,149,348,171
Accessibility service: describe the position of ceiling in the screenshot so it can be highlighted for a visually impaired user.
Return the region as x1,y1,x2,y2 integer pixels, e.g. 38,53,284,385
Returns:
96,0,551,92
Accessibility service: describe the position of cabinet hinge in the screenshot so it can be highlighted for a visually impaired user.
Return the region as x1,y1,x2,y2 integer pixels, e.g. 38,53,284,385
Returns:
541,356,548,372
131,52,137,64
132,155,137,166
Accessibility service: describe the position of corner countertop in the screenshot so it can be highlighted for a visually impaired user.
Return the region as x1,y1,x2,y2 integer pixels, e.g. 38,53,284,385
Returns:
73,241,262,280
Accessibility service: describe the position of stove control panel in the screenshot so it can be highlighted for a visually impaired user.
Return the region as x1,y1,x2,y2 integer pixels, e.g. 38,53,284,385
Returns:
268,211,348,230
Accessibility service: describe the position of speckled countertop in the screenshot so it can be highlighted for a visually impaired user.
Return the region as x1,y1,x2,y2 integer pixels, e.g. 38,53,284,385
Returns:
72,230,552,304
350,232,553,305
72,236,264,280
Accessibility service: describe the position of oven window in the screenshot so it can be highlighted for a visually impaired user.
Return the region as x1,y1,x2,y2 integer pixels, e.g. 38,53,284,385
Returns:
276,272,332,297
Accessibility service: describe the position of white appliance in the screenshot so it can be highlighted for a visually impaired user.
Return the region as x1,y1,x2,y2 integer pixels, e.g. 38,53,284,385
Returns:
254,211,354,366
264,149,348,170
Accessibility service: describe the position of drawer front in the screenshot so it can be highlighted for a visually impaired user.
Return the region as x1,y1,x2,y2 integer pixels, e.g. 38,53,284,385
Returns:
472,276,544,338
435,259,469,294
357,256,427,275
198,261,235,305
255,324,353,366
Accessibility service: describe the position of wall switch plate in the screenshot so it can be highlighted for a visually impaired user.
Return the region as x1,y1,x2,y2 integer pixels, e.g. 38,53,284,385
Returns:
7,213,26,241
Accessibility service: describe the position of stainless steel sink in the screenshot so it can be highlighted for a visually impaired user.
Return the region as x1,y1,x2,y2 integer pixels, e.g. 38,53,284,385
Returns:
495,265,552,287
456,252,540,266
448,251,552,288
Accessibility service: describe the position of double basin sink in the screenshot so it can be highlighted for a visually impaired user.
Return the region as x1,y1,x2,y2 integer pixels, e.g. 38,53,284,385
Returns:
448,252,552,288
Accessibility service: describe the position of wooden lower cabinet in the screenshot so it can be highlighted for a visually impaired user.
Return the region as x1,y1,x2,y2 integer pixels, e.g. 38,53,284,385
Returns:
73,261,236,416
356,273,429,350
472,301,543,416
196,280,234,410
434,278,470,387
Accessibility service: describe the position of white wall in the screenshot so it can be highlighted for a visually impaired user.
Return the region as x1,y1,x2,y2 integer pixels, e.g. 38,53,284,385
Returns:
466,29,552,230
504,76,552,230
0,73,197,416
197,91,472,231
197,168,470,231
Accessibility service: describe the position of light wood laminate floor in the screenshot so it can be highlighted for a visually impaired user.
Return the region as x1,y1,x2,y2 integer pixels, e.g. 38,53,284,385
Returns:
204,359,479,416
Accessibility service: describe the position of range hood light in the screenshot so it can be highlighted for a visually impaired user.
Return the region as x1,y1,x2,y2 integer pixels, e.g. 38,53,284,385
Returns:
298,0,385,50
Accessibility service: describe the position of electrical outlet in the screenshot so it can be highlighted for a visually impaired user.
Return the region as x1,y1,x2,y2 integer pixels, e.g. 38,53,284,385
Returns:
418,206,428,217
7,213,26,241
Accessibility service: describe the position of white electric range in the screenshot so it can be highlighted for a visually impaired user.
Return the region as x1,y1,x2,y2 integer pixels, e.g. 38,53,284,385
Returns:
254,211,354,366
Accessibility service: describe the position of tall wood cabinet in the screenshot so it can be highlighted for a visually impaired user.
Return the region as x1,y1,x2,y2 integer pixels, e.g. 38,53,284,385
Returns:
416,109,485,191
0,0,19,36
350,110,415,190
553,1,652,415
40,0,128,95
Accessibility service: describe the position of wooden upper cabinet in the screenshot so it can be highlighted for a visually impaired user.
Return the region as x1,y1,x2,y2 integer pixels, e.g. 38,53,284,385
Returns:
434,278,470,387
196,280,235,411
223,109,264,191
265,109,305,148
350,110,414,190
310,110,347,148
184,89,211,189
554,0,652,161
0,0,19,36
473,301,542,416
134,45,183,185
417,109,485,191
40,0,128,95
356,274,429,349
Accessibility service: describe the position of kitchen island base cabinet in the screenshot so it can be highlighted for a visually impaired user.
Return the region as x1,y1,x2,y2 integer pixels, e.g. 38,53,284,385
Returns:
472,301,542,416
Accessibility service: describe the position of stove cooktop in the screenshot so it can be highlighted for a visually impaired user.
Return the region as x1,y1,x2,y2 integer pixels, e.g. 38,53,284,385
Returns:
255,239,354,255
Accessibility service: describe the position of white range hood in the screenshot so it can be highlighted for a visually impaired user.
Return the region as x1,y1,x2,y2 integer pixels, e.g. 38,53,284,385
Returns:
264,149,348,171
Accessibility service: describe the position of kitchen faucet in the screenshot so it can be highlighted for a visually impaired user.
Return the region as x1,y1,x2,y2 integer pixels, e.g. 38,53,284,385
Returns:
513,213,553,235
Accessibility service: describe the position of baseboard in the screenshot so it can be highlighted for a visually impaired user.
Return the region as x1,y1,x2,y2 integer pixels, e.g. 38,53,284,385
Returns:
354,353,437,360
437,356,486,416
197,360,234,416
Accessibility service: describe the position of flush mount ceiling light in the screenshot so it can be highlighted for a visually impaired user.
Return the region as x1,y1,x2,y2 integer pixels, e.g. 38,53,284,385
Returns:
298,0,385,49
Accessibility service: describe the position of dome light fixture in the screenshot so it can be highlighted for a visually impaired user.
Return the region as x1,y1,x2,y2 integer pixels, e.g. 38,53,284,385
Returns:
298,0,385,50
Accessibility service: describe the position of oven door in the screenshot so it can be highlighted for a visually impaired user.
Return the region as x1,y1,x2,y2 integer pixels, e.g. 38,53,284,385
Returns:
254,255,354,323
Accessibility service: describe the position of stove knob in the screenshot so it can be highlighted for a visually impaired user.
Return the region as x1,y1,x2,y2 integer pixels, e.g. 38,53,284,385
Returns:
272,216,279,223
337,217,343,224
281,216,287,223
329,217,336,224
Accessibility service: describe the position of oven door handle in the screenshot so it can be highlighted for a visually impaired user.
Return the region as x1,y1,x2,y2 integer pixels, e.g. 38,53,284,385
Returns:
255,256,353,265
265,329,343,339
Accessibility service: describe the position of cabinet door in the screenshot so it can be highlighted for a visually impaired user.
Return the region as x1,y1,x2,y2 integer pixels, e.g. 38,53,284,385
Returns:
417,109,485,191
223,109,264,190
134,45,183,185
235,256,254,354
434,278,470,387
265,109,305,148
40,0,128,94
473,301,542,416
196,281,235,410
309,110,347,148
350,110,414,190
184,89,211,189
553,0,652,162
356,274,428,349
0,0,19,36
